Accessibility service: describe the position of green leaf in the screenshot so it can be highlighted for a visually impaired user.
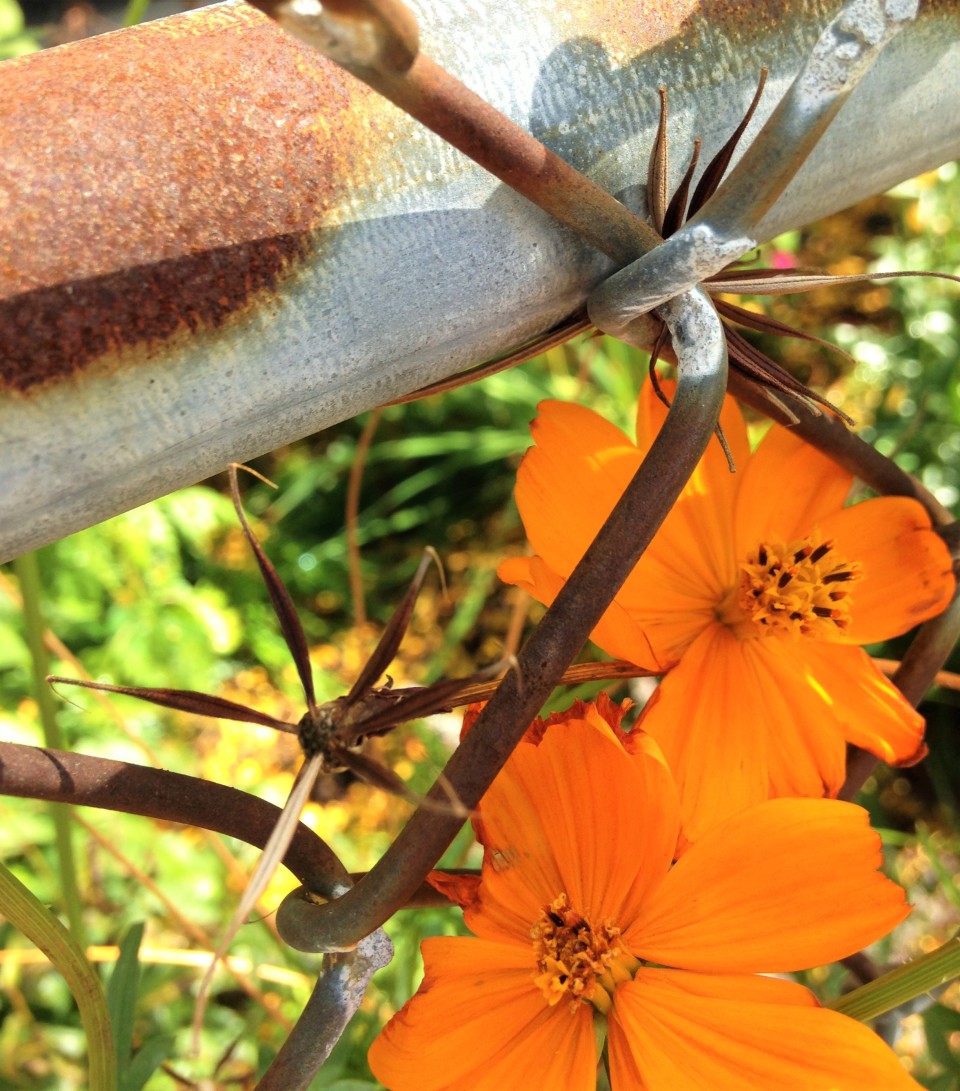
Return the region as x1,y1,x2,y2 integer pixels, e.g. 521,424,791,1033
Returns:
121,0,151,26
121,1035,175,1091
923,1002,960,1075
107,922,145,1070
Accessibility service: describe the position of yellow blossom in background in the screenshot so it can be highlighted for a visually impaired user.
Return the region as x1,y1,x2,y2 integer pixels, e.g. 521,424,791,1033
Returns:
369,697,917,1090
499,381,955,840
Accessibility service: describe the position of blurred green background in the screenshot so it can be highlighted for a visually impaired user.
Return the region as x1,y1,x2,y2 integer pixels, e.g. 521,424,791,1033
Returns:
1,2,958,1087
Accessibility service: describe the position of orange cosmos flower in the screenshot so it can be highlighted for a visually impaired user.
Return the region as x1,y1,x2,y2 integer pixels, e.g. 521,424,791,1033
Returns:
369,698,917,1090
498,382,955,840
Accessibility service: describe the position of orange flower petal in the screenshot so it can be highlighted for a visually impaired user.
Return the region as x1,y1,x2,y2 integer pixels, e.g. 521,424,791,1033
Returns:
514,400,641,575
638,625,848,841
426,870,481,910
627,380,743,600
508,384,748,668
497,555,661,669
817,496,956,644
500,546,714,670
797,643,926,765
635,378,751,471
613,510,734,647
733,423,853,552
608,969,919,1090
369,937,596,1091
467,718,680,945
629,797,909,973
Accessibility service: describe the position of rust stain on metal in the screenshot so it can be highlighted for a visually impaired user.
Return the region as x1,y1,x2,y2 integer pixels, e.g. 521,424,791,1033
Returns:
1,234,311,392
1,3,368,287
0,2,398,392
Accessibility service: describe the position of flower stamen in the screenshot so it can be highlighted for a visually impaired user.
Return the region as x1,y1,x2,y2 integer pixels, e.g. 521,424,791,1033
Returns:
731,534,862,638
531,893,638,1014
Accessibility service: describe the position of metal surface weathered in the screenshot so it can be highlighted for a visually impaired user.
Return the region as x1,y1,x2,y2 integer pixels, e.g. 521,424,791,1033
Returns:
1,0,959,560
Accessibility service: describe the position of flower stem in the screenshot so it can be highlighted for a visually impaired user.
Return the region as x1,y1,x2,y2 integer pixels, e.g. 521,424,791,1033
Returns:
13,551,86,946
830,936,960,1023
0,859,115,1090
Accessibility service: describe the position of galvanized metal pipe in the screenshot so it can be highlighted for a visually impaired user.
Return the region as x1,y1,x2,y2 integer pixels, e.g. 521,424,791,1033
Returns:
2,0,959,561
589,0,922,334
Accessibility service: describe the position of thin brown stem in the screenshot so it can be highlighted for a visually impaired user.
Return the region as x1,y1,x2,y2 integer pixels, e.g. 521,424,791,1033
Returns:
346,407,383,627
873,658,960,692
501,587,530,661
386,316,591,405
0,742,350,897
451,658,658,706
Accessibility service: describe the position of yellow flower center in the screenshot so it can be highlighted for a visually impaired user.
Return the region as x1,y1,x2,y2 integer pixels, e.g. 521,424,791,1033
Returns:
531,893,638,1015
722,533,861,639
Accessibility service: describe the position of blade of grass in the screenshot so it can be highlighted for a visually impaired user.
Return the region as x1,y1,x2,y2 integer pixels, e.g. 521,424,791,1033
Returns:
0,860,115,1090
120,1035,175,1091
107,922,145,1072
106,923,174,1091
13,551,85,944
